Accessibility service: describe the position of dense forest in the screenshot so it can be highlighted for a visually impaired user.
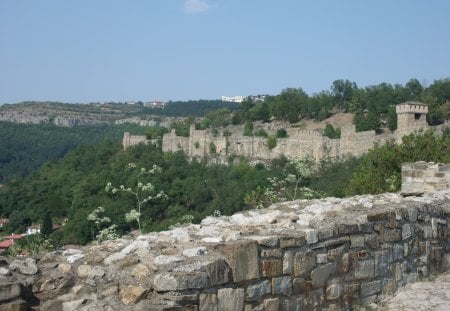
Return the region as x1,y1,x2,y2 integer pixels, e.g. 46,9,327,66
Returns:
0,122,146,182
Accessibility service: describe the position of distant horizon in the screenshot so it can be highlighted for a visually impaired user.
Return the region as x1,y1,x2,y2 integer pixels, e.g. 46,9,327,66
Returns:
1,0,449,104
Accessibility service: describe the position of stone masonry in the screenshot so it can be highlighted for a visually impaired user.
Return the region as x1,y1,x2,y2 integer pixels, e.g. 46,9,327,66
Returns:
123,102,449,163
1,163,449,310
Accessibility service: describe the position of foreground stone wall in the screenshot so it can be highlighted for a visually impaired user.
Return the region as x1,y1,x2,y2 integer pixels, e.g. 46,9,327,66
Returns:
1,189,449,310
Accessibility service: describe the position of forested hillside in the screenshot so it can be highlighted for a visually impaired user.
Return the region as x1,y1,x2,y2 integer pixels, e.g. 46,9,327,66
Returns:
0,122,146,182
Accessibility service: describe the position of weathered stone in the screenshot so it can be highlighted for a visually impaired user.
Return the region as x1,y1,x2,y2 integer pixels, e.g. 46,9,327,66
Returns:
263,298,279,311
62,298,86,311
279,236,306,248
89,266,105,279
218,288,244,311
311,263,336,289
316,253,327,264
374,250,392,277
0,283,21,303
246,280,271,301
283,251,294,275
422,225,432,239
261,249,282,258
9,258,38,275
0,299,28,311
119,254,140,268
382,278,396,295
402,223,413,240
303,288,324,310
131,263,151,279
97,282,118,299
183,246,207,257
153,272,209,291
272,276,292,296
0,267,11,276
354,260,374,280
294,251,316,277
365,234,379,249
326,278,343,300
77,265,92,278
204,259,230,286
336,253,350,275
327,246,344,261
360,280,382,297
261,259,282,277
350,236,364,248
221,241,259,282
119,285,148,305
383,229,402,242
292,278,309,295
200,293,217,311
392,244,404,261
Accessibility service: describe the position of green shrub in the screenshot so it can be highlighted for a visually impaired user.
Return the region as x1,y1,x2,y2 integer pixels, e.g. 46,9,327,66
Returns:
276,128,288,138
267,136,277,149
254,129,268,137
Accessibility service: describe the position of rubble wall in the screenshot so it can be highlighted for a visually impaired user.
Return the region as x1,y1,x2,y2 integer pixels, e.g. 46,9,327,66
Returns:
1,189,450,310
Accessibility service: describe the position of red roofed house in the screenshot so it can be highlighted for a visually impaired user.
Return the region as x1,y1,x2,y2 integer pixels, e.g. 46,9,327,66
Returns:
0,233,23,250
0,239,14,249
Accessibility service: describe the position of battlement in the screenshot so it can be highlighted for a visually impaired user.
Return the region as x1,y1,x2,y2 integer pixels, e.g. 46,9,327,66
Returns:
396,102,428,114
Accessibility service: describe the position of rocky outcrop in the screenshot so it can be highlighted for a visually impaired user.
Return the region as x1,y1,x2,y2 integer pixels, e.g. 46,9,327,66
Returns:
1,190,449,310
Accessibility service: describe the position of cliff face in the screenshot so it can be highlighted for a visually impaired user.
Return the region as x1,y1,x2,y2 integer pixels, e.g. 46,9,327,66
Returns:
1,188,449,310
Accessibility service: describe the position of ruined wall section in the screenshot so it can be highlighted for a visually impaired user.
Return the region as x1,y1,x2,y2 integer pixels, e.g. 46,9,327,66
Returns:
5,187,449,310
132,102,450,163
122,132,150,151
402,162,450,195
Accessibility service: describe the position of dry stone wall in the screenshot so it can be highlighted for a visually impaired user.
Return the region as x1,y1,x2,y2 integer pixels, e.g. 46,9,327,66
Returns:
1,188,450,310
402,162,450,195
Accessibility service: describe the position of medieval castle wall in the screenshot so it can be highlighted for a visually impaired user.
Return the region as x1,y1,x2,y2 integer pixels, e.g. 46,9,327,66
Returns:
123,102,448,163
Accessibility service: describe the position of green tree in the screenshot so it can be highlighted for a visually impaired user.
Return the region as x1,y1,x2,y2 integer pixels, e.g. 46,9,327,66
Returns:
40,212,53,237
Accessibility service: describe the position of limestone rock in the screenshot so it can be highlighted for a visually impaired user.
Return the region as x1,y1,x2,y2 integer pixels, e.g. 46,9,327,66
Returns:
9,258,38,275
119,285,148,305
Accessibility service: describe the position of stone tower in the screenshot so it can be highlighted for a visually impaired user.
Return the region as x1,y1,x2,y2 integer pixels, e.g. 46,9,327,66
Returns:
396,102,428,138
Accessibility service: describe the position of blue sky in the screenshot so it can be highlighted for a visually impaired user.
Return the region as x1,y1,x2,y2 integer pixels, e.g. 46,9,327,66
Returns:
0,0,449,103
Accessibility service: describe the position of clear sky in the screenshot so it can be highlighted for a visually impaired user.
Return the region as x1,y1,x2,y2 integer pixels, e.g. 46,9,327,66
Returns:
1,0,449,104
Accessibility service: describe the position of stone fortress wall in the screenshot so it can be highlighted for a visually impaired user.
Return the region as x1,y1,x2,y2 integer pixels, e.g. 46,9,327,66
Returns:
123,102,448,163
1,163,449,310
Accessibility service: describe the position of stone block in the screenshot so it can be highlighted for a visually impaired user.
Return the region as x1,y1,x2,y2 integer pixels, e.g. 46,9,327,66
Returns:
326,278,343,300
280,236,306,248
260,249,282,258
218,288,244,311
311,263,336,289
374,250,392,277
263,298,279,311
204,259,230,286
316,253,327,264
422,226,432,239
337,224,359,235
153,272,209,291
0,300,28,311
402,223,413,240
360,280,382,298
119,285,148,305
365,234,379,249
327,246,345,261
200,293,217,311
294,250,316,277
392,244,404,261
261,259,282,277
350,236,364,248
245,280,271,301
383,229,402,242
283,251,294,275
354,260,374,280
0,283,21,303
292,278,309,294
336,253,350,275
221,241,259,282
408,207,418,221
272,276,292,296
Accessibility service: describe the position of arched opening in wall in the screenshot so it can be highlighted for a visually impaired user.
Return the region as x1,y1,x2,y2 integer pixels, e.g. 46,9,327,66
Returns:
415,113,421,120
